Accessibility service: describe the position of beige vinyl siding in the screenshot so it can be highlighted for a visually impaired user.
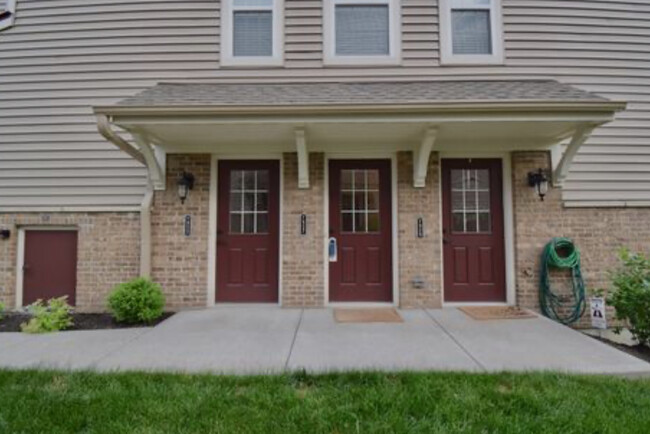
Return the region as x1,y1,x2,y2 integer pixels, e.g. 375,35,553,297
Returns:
0,0,649,209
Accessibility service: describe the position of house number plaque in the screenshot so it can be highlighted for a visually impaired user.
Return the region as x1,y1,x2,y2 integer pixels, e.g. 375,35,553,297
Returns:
184,215,192,237
300,214,307,236
417,217,424,238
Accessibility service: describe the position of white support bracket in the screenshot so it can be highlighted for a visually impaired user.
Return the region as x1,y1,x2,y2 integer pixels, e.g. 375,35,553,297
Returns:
96,114,146,165
552,125,595,186
413,127,438,188
132,131,166,191
295,127,309,189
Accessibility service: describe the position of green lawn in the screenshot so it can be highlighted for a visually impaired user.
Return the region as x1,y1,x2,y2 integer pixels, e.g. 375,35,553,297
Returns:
1,370,649,433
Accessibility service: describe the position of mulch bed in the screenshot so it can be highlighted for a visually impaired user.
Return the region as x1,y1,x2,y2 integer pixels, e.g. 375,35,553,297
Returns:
0,312,174,333
589,335,650,364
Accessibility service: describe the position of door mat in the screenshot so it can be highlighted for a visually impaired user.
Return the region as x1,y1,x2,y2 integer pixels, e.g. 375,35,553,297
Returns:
459,306,536,320
334,308,403,323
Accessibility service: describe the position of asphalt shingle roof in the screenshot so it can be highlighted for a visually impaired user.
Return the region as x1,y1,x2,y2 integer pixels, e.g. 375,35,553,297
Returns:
116,80,608,107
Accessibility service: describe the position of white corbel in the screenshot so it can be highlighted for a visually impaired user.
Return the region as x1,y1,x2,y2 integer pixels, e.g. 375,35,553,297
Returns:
552,125,595,186
96,114,146,165
413,127,438,188
295,127,309,189
132,132,165,191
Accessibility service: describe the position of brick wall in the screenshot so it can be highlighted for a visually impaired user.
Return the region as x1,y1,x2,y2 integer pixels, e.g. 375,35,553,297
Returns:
0,212,140,311
151,154,211,309
512,151,650,324
281,152,326,307
397,151,442,308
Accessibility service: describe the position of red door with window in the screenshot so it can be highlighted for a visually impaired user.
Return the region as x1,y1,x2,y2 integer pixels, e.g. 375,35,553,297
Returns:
216,160,279,302
442,159,506,302
329,160,393,302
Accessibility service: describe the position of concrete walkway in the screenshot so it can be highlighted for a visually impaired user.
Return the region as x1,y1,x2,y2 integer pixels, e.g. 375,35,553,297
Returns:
1,307,649,375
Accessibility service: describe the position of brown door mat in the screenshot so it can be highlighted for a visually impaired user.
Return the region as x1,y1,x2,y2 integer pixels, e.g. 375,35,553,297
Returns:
334,308,404,323
459,306,536,320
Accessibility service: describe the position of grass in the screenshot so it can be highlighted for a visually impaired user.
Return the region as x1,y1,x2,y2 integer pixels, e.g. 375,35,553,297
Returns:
1,370,650,433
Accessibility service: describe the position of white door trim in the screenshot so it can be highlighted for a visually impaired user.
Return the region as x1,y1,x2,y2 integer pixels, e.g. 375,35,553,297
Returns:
438,152,516,306
207,154,284,307
15,226,79,308
323,152,400,306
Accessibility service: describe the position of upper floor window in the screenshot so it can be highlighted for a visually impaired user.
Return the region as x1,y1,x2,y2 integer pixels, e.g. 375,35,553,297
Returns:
221,0,284,67
0,0,16,31
323,0,400,66
439,0,503,65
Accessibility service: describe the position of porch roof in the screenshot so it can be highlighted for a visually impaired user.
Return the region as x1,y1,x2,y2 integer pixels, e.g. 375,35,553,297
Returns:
101,80,611,110
93,80,626,190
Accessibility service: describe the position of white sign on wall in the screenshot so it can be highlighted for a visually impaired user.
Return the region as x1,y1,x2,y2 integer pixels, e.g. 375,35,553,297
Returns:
590,297,607,330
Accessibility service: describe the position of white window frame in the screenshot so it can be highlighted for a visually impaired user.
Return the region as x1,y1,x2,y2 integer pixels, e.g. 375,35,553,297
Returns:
221,0,284,67
0,0,16,31
323,0,401,66
439,0,503,65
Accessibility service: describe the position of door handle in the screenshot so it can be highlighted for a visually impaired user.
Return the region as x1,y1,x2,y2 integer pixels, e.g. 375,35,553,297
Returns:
22,264,29,272
328,237,337,262
443,238,450,245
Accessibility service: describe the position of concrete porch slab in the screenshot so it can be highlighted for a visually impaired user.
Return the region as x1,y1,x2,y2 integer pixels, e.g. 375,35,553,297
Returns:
428,309,650,375
0,306,648,376
287,309,481,372
95,307,302,374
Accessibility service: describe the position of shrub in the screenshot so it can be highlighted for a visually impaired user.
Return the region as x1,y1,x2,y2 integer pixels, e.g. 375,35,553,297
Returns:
608,249,650,345
108,277,165,324
21,296,74,334
0,301,5,321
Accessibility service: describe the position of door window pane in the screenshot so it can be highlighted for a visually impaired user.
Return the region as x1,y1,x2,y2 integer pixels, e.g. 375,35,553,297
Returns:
335,5,389,55
340,169,381,233
229,169,270,234
450,168,491,233
233,11,273,56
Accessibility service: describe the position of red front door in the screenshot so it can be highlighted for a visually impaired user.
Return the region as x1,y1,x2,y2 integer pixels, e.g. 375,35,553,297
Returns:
216,160,279,302
442,159,506,302
23,230,78,306
329,160,393,302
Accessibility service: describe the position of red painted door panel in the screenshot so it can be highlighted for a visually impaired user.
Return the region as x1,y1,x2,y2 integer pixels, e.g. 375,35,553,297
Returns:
442,159,506,302
23,230,78,306
329,160,392,302
217,160,279,302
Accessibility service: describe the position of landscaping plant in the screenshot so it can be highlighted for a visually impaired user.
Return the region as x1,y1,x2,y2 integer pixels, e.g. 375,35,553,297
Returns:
108,277,165,324
21,296,74,334
0,301,5,321
608,248,650,345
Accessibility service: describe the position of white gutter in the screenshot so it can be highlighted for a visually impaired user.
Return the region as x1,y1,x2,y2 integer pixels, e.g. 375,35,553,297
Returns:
140,184,154,277
96,114,146,165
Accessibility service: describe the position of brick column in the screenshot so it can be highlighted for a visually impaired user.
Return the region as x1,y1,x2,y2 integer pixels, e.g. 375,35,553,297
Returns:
396,151,442,308
281,152,325,307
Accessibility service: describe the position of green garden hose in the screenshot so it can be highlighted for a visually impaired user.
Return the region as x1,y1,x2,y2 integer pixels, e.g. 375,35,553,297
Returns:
539,237,586,325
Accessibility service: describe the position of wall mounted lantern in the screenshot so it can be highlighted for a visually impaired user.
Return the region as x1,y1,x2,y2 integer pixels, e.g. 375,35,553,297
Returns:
528,168,549,201
177,172,195,204
0,228,10,239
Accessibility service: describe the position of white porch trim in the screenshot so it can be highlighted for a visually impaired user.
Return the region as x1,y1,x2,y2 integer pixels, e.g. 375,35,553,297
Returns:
551,125,597,187
295,128,309,189
413,127,438,188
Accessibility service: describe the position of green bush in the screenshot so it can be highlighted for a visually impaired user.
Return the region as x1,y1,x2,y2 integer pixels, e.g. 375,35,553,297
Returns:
108,277,165,324
0,301,5,321
21,296,74,334
608,249,650,345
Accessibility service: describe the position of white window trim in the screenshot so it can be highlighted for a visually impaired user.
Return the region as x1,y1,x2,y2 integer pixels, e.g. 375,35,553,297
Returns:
0,0,16,31
220,0,284,67
439,0,504,65
323,0,401,66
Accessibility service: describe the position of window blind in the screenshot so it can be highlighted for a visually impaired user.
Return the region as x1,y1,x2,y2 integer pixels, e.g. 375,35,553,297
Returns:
233,11,273,57
451,10,492,55
335,5,389,56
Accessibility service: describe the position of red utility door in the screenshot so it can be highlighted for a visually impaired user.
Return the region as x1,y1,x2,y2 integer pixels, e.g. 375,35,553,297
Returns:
329,159,393,302
216,160,280,302
23,230,78,306
442,159,506,302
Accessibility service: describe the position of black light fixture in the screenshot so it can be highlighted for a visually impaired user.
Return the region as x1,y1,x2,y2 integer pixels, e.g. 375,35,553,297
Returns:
177,172,195,204
0,228,10,240
528,168,549,201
